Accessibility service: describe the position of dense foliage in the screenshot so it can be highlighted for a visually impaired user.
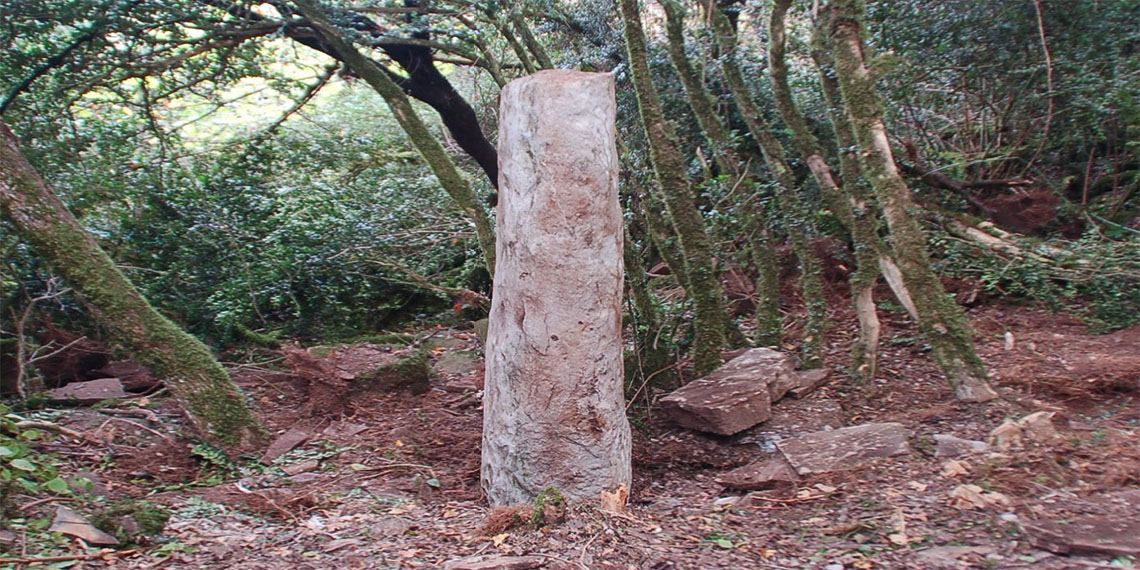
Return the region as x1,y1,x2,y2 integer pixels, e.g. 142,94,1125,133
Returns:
2,0,1137,390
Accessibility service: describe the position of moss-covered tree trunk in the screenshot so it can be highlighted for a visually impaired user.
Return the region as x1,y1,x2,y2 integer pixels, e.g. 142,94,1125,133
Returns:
826,0,998,402
619,0,727,376
769,0,881,376
702,1,827,368
658,0,782,345
292,0,495,275
0,122,264,449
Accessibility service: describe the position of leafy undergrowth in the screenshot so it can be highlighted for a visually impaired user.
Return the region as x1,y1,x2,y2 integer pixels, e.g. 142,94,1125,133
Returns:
0,303,1137,569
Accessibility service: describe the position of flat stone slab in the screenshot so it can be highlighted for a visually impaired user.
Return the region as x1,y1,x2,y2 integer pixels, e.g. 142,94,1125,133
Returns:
776,422,911,475
46,378,129,403
443,555,545,570
1024,515,1140,557
933,434,988,458
716,455,800,490
261,428,311,463
789,368,831,398
658,348,798,435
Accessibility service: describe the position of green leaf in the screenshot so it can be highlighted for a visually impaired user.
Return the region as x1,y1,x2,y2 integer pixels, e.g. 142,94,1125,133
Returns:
715,538,733,549
10,458,36,471
0,446,16,457
425,478,441,488
45,477,70,493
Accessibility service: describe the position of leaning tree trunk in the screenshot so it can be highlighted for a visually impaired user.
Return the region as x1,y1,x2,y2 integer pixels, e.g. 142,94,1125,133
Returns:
825,0,998,402
658,0,782,345
0,122,264,449
482,70,631,506
292,0,496,275
768,0,882,377
620,0,727,376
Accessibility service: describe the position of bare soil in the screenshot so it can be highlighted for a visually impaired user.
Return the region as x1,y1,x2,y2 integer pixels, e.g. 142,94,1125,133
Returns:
6,303,1139,569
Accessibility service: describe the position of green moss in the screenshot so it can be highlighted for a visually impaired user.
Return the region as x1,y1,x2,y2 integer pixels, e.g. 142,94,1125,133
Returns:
88,499,171,545
355,349,432,394
529,486,566,528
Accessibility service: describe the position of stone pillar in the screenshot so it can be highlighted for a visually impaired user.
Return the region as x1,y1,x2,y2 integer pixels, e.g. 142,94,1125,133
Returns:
481,70,631,507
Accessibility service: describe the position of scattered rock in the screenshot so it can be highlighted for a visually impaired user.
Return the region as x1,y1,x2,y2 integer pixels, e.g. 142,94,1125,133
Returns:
940,460,971,478
776,423,911,475
91,361,159,392
443,555,545,570
948,484,1011,510
433,351,481,375
1023,515,1140,557
988,421,1023,451
989,411,1058,450
261,428,311,463
49,505,120,546
281,459,320,476
321,422,367,439
716,455,800,490
789,368,831,399
1018,411,1059,442
355,350,432,395
658,348,798,435
914,545,995,569
933,434,989,458
46,378,130,403
472,319,490,345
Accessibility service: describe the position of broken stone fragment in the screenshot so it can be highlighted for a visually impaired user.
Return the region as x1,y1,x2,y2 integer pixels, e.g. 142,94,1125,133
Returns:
49,505,120,546
658,348,798,435
716,455,800,490
948,484,1011,510
776,422,911,475
988,411,1058,451
933,434,989,457
443,555,545,570
46,378,130,404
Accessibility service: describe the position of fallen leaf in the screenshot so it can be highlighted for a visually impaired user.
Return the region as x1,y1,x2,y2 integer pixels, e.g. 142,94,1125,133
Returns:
852,558,874,568
49,506,119,546
492,532,509,546
907,481,928,492
888,533,909,545
815,484,838,494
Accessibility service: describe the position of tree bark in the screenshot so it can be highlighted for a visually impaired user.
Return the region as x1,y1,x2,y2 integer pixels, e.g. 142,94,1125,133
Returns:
620,0,727,376
0,122,264,449
658,0,781,348
826,0,998,402
769,0,881,376
702,1,827,368
483,70,631,506
292,0,496,275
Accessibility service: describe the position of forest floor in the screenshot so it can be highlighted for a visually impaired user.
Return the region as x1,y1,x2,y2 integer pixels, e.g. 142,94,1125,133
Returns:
4,301,1139,569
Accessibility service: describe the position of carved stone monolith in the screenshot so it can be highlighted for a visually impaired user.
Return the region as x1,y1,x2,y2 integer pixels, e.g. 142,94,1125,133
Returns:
481,70,631,507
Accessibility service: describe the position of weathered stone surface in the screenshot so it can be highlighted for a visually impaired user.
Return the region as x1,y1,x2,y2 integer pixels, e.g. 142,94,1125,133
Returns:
443,555,545,570
92,360,159,392
989,410,1058,451
1023,515,1140,556
933,434,989,458
776,422,911,475
716,455,800,490
482,70,630,506
658,348,798,435
433,351,481,375
949,484,1011,510
789,368,832,398
914,546,995,569
50,506,119,546
261,428,310,463
46,378,129,403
